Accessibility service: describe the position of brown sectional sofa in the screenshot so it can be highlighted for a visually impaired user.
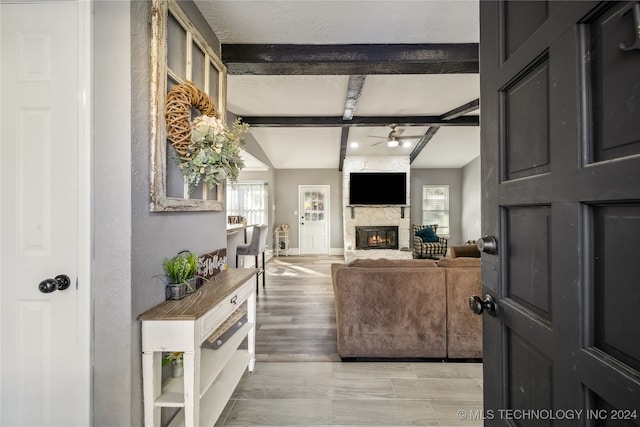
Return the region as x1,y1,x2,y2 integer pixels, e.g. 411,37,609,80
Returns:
331,257,482,360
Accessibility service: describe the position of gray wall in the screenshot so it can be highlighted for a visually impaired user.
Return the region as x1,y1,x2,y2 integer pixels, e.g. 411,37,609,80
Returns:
274,169,344,252
92,2,230,426
130,2,230,425
410,168,463,245
93,2,132,425
461,156,481,243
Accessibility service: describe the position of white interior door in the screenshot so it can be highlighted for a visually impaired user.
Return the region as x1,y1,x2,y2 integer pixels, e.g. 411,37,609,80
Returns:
299,185,329,255
1,3,90,426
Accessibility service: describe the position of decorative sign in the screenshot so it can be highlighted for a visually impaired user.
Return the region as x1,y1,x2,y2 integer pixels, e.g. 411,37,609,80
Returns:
197,248,227,284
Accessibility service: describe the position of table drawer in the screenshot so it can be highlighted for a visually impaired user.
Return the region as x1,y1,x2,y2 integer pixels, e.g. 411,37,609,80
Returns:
198,278,253,343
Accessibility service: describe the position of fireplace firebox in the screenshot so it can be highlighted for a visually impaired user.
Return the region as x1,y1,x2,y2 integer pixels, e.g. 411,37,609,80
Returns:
355,226,399,250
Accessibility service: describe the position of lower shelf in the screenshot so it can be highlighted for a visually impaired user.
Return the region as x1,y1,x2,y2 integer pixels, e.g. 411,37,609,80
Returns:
154,322,254,408
200,322,253,397
155,376,185,407
167,350,252,427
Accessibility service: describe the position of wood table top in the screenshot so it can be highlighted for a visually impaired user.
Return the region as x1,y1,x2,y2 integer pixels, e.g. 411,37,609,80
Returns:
138,268,258,321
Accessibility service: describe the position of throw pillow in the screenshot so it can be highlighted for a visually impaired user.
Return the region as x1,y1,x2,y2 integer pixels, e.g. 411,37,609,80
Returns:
415,227,439,243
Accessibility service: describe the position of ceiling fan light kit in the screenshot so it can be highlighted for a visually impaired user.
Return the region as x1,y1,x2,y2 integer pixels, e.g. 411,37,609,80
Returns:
369,123,423,148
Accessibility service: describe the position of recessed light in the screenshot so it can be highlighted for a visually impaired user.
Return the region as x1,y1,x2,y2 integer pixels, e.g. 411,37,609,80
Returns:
350,142,359,148
402,141,411,148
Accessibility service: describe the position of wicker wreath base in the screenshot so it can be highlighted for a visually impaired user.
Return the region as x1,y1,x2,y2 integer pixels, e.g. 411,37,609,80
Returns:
165,81,218,156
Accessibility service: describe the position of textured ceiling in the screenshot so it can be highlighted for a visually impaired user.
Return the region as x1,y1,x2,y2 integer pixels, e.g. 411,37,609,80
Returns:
194,1,480,44
194,0,481,170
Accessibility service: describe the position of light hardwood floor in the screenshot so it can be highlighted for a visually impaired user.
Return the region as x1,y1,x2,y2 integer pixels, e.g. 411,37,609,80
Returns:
216,256,483,426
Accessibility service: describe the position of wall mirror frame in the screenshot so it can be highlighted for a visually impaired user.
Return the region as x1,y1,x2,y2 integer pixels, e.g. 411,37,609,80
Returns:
150,0,227,212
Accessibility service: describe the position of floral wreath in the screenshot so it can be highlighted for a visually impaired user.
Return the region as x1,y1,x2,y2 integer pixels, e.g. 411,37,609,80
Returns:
165,81,217,156
165,82,250,190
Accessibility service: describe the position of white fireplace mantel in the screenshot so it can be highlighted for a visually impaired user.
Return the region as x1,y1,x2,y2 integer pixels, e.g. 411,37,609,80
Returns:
346,205,409,219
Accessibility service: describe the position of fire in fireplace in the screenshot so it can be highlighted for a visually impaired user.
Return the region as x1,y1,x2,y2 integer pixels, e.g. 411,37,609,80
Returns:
355,226,399,250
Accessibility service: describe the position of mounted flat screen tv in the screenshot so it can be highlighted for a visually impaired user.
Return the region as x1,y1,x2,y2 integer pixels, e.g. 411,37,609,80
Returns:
349,172,406,205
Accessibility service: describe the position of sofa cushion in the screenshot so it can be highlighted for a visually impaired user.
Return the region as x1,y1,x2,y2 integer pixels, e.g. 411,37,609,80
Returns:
415,226,440,242
349,258,437,268
437,257,481,268
450,245,481,258
444,267,483,358
333,267,447,358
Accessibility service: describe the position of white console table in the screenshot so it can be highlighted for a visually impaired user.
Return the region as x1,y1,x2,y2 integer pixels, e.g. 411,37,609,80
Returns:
138,268,258,427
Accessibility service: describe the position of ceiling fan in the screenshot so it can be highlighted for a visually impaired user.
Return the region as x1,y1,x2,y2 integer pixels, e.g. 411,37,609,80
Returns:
370,124,424,148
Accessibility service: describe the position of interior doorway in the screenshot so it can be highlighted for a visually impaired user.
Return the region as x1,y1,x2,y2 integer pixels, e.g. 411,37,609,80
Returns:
0,2,91,425
298,185,330,255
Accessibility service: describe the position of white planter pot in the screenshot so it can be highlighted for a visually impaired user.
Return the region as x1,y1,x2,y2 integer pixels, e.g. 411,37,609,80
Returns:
171,361,183,378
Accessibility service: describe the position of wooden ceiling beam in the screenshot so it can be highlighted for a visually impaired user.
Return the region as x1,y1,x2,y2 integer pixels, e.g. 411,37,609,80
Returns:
343,75,366,120
440,98,479,120
222,43,479,75
338,128,349,171
240,115,479,127
410,127,440,163
408,98,480,163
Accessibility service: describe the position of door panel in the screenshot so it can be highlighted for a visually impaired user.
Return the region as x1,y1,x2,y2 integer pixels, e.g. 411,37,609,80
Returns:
480,1,640,424
1,3,86,426
299,185,329,255
593,204,640,371
504,1,550,59
504,58,550,180
506,206,551,320
588,3,640,162
507,330,553,411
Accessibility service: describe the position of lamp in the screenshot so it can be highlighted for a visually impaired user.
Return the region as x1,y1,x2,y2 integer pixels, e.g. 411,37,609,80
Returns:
387,137,399,147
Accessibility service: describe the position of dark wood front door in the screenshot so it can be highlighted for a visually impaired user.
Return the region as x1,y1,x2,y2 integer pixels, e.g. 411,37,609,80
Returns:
480,1,640,425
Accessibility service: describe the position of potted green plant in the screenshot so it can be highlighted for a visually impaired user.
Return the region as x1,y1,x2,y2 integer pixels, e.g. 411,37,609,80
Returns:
162,352,184,378
163,251,199,300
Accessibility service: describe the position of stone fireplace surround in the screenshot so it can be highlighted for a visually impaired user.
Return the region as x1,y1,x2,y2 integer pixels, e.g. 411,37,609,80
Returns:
342,156,412,264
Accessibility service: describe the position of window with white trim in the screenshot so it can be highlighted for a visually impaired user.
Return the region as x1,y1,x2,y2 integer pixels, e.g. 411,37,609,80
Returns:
422,185,450,235
165,3,224,201
226,182,268,226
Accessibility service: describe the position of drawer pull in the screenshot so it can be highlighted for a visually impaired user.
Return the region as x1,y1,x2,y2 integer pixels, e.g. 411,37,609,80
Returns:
230,295,238,305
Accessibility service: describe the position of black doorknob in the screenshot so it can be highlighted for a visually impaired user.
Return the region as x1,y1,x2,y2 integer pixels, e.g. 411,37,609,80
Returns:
39,279,58,293
55,274,71,290
469,294,497,316
477,236,498,254
38,274,71,293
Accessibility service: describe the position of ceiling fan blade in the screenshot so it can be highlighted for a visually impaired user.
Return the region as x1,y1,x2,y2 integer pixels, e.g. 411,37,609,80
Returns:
370,140,386,146
396,134,425,140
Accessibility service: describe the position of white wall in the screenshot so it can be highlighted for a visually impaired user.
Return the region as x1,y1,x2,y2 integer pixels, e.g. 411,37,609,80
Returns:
461,156,481,243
